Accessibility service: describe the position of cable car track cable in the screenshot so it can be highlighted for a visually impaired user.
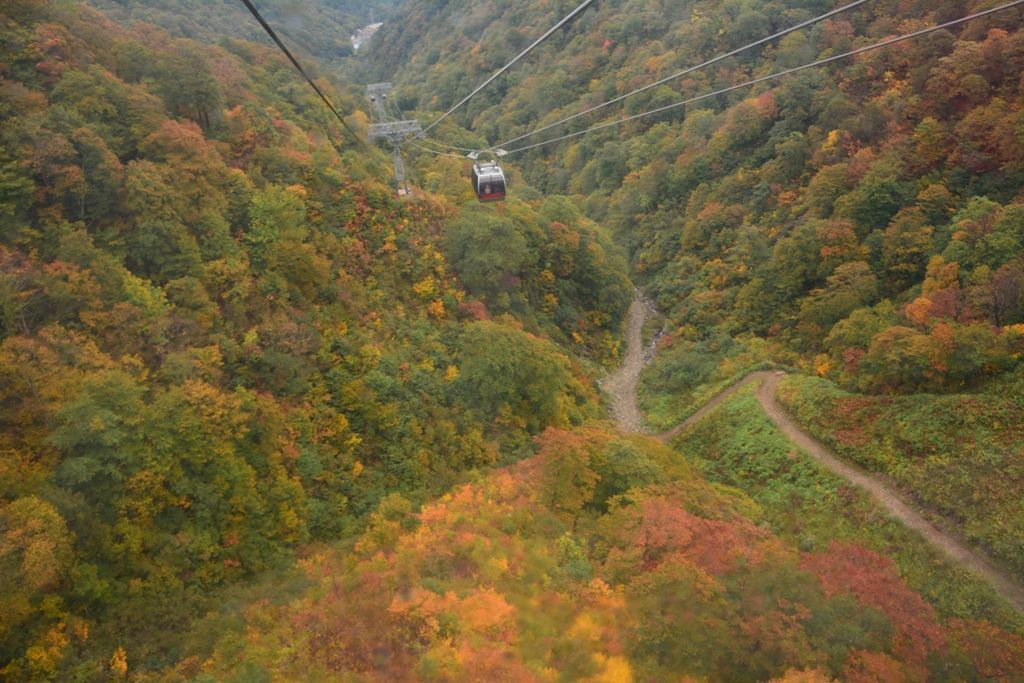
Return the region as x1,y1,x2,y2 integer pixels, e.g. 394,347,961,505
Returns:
386,95,406,123
502,0,1024,155
415,0,598,140
407,139,468,159
237,0,366,147
381,88,476,152
495,0,872,150
376,93,468,162
418,136,479,153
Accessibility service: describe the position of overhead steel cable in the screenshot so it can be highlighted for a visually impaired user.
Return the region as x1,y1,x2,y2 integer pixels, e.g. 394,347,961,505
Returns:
384,92,477,153
407,139,468,159
415,0,598,140
419,137,479,153
503,0,1024,155
386,94,406,123
237,0,366,147
495,0,872,150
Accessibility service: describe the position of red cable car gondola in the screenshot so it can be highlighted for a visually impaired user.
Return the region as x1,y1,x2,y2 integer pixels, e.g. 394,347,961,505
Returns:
471,161,507,202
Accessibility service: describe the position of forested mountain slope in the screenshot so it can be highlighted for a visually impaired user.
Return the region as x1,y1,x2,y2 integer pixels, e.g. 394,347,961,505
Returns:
86,0,401,65
370,1,1024,613
372,0,1024,393
0,0,629,676
167,429,1024,681
4,0,1024,679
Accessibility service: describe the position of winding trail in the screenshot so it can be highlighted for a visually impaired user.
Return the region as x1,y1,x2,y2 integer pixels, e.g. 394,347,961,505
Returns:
606,295,1024,614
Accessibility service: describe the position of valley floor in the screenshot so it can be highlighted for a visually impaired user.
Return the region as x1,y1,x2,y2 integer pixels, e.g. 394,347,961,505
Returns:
601,293,658,433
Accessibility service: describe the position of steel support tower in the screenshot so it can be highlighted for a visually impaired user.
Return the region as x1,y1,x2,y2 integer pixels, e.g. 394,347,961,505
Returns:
366,83,420,197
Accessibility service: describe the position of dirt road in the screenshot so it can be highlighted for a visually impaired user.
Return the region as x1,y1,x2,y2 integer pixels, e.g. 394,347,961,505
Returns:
605,295,1024,613
658,370,1024,614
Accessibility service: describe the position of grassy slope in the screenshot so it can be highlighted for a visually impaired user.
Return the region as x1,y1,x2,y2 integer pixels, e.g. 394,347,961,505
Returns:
668,384,1023,631
637,333,800,431
777,370,1024,579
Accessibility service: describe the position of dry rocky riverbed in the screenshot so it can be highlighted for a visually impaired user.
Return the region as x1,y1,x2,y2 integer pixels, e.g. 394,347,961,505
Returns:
601,293,659,433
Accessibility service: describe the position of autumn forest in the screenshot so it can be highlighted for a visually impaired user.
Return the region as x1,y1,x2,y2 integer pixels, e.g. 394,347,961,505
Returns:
2,0,1024,680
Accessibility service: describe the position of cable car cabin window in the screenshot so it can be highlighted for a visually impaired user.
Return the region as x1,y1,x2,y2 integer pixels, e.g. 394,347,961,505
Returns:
472,163,507,202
